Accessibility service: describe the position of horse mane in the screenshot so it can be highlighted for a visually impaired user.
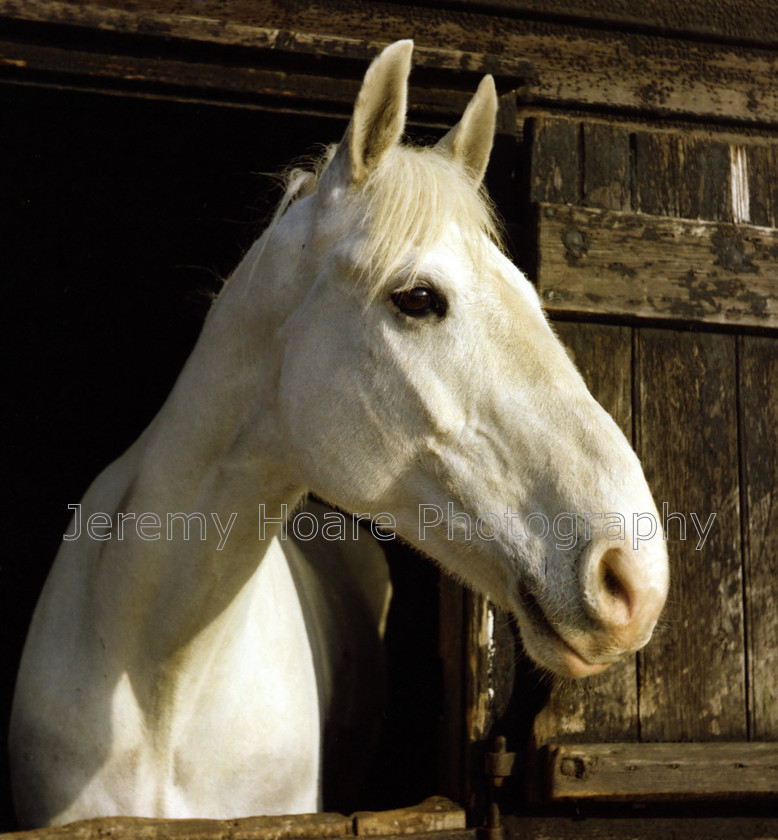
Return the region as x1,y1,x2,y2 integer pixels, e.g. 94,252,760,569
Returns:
273,140,503,299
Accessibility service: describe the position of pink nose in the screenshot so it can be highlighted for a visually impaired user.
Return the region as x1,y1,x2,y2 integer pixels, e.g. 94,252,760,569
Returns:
581,538,668,654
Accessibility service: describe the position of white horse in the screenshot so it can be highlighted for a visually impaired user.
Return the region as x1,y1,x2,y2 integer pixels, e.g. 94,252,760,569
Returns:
10,40,668,828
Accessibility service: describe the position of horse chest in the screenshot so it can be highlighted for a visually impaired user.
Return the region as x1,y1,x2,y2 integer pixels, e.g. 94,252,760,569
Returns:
140,540,324,817
15,540,323,823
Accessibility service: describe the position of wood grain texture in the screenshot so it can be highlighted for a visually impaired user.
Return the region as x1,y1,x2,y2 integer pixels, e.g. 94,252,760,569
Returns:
0,813,355,840
532,323,638,747
538,742,778,801
634,133,732,221
3,0,778,126
530,119,641,749
397,0,778,48
631,129,748,745
528,117,580,206
0,801,470,840
0,28,524,121
504,814,778,840
353,798,466,836
536,204,778,329
582,123,631,213
740,336,778,739
636,328,745,741
0,1,526,80
748,144,778,228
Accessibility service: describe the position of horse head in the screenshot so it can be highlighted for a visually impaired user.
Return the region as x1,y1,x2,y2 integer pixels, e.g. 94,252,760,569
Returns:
211,41,669,678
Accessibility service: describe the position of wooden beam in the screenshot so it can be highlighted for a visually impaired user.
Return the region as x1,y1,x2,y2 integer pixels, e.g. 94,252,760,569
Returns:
0,813,355,840
534,742,778,802
0,800,470,840
0,38,507,122
0,1,528,119
408,0,778,49
2,1,778,126
353,798,466,836
536,203,778,330
0,1,530,82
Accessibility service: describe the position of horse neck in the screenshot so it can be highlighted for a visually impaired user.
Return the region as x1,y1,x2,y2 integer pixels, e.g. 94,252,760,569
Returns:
89,252,306,661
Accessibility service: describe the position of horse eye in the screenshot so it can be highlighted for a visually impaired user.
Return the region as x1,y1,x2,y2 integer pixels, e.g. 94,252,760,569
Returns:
391,287,447,318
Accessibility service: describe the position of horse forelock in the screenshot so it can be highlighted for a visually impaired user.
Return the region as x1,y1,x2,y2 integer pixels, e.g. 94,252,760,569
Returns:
275,141,503,299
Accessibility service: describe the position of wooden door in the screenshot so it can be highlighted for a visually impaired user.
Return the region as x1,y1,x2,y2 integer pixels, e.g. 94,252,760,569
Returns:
471,114,778,809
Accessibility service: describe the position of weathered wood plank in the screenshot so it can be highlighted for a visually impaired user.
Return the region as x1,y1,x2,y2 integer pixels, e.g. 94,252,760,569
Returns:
3,0,778,126
535,128,640,747
353,798,466,836
417,0,778,48
680,137,731,221
740,335,778,740
631,122,748,746
0,38,361,106
0,2,530,84
527,117,580,206
531,656,639,749
582,123,630,213
0,801,470,840
0,813,355,840
531,124,642,749
535,742,778,802
11,0,778,51
0,33,522,120
636,328,745,741
536,204,778,329
533,323,638,748
748,144,778,228
504,814,778,840
633,133,732,221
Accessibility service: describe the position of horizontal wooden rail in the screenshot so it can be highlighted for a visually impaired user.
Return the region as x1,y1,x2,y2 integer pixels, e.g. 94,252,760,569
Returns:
536,203,778,330
0,1,527,119
532,742,778,803
0,799,469,840
1,1,778,126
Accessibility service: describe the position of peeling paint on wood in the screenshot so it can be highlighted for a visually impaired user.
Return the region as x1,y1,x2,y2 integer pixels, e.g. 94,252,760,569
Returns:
2,0,778,125
633,133,732,221
537,203,778,329
0,1,530,119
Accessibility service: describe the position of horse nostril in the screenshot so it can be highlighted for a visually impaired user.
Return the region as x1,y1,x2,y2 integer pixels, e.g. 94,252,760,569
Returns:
576,536,668,660
602,557,629,607
594,547,634,627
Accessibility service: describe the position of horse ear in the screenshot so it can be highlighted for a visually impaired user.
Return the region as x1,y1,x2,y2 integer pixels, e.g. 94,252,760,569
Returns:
329,40,413,186
436,75,497,183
